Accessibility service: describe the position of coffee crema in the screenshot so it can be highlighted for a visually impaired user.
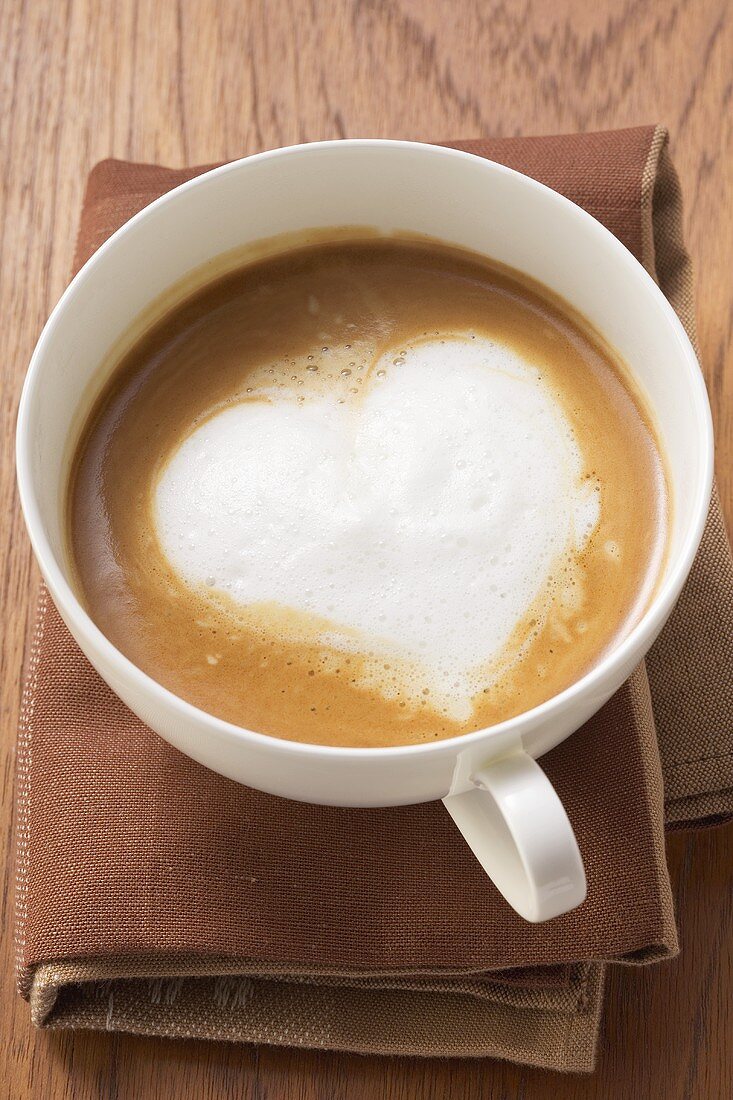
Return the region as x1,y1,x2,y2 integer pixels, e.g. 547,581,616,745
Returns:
68,237,668,747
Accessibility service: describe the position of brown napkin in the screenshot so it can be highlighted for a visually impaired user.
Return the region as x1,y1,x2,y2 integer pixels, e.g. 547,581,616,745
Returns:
16,127,733,1074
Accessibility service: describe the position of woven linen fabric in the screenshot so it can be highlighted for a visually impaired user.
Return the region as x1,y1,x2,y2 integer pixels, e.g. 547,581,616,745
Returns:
16,126,733,1073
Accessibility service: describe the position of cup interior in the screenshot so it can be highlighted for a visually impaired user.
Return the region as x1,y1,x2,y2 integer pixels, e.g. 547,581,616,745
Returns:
18,141,712,720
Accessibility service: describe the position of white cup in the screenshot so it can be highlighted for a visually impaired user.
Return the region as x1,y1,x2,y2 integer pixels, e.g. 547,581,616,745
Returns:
16,140,713,922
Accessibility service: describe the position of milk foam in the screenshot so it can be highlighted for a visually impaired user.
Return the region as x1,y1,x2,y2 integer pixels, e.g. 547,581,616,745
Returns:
155,336,600,719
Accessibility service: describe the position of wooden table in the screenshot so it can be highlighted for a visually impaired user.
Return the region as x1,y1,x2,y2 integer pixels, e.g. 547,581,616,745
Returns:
1,1,731,1096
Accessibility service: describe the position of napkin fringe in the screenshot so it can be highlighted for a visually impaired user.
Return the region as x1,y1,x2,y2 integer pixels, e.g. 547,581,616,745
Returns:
29,959,605,1072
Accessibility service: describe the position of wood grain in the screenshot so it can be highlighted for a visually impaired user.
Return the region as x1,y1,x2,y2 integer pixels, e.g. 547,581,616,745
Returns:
1,0,731,1096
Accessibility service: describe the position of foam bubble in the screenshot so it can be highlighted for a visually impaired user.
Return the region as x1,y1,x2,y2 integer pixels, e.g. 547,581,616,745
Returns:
155,336,601,719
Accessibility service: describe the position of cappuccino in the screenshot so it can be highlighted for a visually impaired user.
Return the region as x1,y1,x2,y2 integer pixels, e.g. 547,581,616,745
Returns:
68,237,668,747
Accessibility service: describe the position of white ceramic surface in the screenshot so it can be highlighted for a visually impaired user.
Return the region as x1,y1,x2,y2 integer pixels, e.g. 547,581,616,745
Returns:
16,140,713,922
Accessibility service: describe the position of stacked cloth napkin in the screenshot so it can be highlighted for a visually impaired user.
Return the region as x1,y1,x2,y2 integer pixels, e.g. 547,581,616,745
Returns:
15,126,733,1073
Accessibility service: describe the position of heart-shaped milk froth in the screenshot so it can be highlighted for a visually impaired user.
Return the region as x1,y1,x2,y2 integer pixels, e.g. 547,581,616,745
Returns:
155,336,600,720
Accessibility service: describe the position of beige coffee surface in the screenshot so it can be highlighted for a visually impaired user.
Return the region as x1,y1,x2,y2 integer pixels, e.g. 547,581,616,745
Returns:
68,238,666,747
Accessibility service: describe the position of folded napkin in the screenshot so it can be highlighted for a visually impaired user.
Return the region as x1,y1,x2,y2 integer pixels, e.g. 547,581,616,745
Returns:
16,126,733,1074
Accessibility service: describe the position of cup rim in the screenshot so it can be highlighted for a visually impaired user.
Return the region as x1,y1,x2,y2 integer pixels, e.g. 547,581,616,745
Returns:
16,138,715,761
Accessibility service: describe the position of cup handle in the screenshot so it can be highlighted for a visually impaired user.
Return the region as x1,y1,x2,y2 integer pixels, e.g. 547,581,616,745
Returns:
442,750,586,922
